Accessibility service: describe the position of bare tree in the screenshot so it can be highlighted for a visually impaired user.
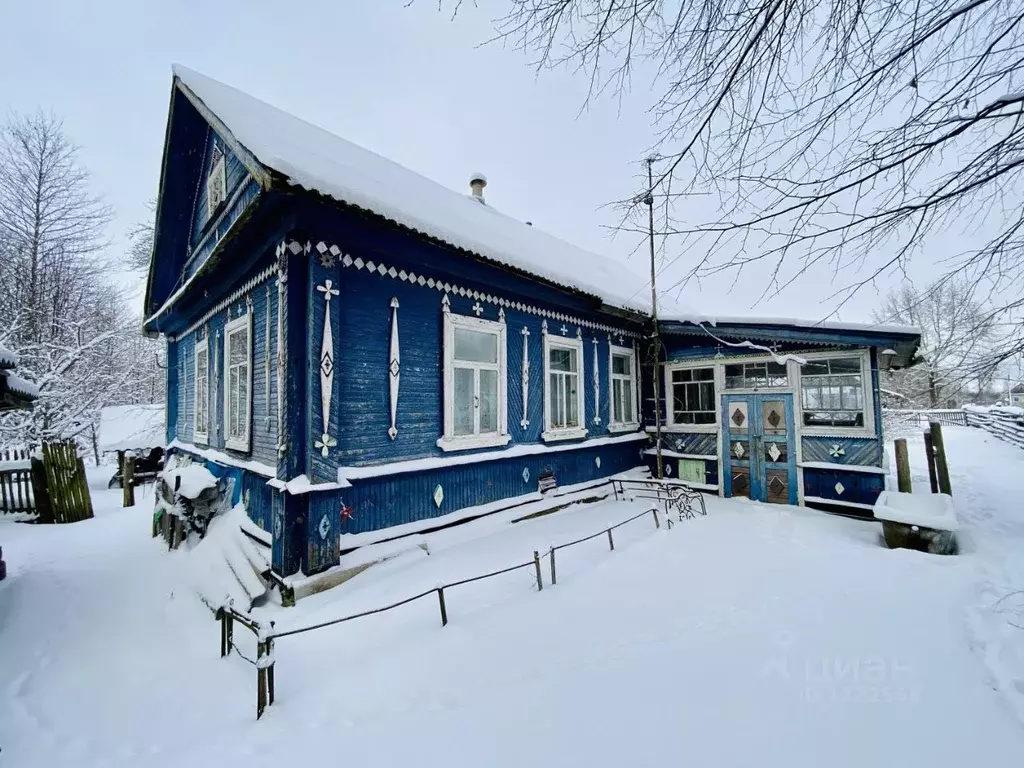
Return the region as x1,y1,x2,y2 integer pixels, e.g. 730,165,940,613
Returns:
0,112,166,447
458,0,1024,352
124,200,155,273
875,279,999,406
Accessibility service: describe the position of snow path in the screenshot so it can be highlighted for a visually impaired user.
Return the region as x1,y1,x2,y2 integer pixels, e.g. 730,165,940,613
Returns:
1,435,1023,767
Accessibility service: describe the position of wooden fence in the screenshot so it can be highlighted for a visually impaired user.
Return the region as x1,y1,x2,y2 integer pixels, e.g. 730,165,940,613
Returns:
0,442,93,522
964,406,1024,449
0,447,33,513
884,409,968,427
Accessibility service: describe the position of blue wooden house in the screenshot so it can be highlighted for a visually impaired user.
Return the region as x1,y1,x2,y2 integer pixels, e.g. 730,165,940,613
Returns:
144,67,652,579
144,67,919,581
646,318,919,513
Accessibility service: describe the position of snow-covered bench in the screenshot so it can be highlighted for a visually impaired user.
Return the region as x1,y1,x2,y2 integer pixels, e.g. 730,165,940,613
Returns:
873,490,958,555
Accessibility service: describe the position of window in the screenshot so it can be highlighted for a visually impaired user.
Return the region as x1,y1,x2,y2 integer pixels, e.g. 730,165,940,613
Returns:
800,356,864,428
543,333,587,441
609,345,639,430
440,313,509,451
724,360,788,389
194,336,209,443
223,312,252,452
207,144,227,214
670,367,716,425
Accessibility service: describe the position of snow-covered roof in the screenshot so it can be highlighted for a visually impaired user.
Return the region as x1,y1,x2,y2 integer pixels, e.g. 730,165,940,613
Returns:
3,372,39,399
0,345,17,369
662,313,920,336
172,65,652,313
99,404,165,453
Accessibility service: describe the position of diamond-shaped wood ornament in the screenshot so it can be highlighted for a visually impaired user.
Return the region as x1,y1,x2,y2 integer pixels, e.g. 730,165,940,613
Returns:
834,482,845,495
767,408,781,428
522,467,530,483
733,441,745,458
731,408,746,427
318,514,331,540
767,443,781,462
433,484,444,508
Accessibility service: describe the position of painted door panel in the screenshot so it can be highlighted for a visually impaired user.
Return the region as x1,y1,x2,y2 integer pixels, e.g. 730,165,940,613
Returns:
722,394,797,505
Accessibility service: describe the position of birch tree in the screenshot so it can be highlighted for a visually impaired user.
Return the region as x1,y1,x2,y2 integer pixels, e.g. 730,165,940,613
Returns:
874,279,999,406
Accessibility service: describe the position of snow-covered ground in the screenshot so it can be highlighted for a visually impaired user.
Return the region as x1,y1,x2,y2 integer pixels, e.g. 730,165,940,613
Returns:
2,428,1024,766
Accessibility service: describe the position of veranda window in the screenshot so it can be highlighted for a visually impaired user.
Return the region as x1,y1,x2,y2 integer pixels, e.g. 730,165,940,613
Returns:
440,312,509,451
670,367,716,425
223,312,252,452
800,356,864,428
724,360,788,389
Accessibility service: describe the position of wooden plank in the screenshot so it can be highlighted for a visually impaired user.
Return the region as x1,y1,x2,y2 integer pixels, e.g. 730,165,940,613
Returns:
894,438,912,493
31,457,53,524
929,422,953,496
923,431,939,494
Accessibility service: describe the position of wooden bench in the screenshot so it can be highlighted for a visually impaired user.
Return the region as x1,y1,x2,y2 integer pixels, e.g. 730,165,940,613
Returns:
610,477,707,521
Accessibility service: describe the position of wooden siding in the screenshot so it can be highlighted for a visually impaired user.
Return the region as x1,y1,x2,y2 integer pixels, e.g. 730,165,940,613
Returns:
660,432,717,457
802,466,884,506
300,213,642,485
339,437,644,535
183,128,258,280
170,261,278,467
801,436,882,466
241,470,274,532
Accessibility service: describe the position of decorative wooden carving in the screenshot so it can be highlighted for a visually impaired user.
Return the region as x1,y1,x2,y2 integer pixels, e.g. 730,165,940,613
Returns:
388,297,400,440
520,326,530,429
592,337,601,425
315,279,339,457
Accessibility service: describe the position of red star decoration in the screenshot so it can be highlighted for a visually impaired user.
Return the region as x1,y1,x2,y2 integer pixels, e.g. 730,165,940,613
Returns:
340,504,354,523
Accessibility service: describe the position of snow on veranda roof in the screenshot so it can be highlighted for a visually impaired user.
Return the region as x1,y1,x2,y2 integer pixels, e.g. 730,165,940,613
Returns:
99,404,165,454
171,65,652,313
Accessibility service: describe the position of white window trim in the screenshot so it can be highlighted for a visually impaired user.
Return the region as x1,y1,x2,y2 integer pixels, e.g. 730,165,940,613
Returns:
438,312,510,452
607,343,640,433
542,332,588,442
193,336,209,444
721,356,793,392
795,348,875,438
207,152,227,215
663,361,721,433
223,311,253,452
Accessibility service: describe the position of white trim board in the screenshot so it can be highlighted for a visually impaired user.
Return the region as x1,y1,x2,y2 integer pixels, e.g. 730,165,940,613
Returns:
799,461,886,474
167,439,276,477
803,495,875,511
338,431,647,483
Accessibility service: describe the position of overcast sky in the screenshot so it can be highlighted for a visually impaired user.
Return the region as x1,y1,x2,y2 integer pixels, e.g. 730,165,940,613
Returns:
0,0,942,321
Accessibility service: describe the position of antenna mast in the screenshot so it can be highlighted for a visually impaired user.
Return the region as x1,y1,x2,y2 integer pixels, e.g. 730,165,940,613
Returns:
645,157,664,479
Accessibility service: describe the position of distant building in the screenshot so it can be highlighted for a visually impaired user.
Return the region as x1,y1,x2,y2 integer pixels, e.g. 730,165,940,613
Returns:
1011,385,1024,408
143,67,921,580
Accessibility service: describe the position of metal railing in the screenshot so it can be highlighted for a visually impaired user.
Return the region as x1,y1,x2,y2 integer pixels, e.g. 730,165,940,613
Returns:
217,486,711,719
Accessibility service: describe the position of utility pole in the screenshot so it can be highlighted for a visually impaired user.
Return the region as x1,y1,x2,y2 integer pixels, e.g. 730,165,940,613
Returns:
645,158,664,479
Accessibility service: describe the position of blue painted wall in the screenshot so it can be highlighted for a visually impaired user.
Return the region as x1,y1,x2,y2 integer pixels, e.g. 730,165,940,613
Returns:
296,204,646,486
171,253,278,470
339,437,644,535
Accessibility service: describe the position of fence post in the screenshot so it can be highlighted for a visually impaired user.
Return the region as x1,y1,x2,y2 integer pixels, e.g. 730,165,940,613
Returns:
226,612,234,656
437,587,448,627
256,640,267,720
218,607,227,657
893,438,912,493
929,421,953,496
607,528,615,551
29,456,53,524
266,622,276,706
549,546,557,587
922,430,939,494
533,550,543,591
651,507,660,529
122,454,135,508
